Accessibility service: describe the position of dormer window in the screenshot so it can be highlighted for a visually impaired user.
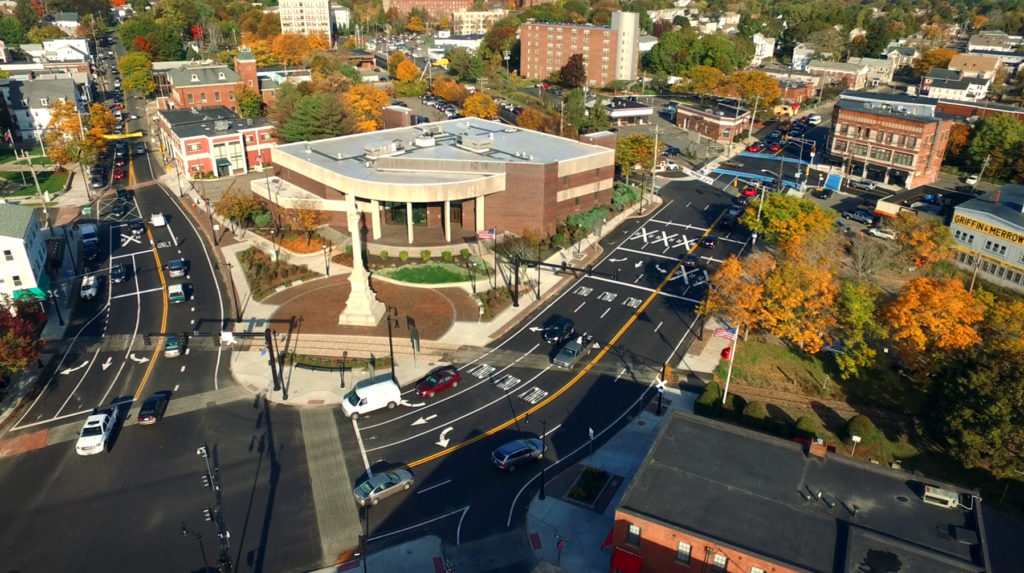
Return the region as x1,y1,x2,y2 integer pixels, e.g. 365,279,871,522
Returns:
191,74,199,82
218,72,225,80
20,99,27,107
40,98,47,106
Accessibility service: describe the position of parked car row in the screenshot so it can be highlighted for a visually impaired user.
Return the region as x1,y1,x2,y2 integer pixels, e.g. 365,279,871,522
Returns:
420,93,462,119
493,96,523,115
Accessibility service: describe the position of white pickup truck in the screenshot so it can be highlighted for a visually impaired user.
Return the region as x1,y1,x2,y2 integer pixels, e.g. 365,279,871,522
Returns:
76,405,122,455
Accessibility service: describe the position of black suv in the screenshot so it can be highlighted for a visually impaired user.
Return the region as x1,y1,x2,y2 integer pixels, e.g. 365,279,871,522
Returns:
543,317,574,345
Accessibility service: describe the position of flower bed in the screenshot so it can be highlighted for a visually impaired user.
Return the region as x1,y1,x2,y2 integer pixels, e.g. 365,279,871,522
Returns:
567,466,610,505
236,247,318,300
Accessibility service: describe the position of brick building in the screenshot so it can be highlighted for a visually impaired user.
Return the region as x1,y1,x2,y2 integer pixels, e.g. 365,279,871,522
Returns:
777,78,815,106
829,91,955,188
673,99,750,145
279,0,332,43
806,59,869,90
159,49,260,114
383,0,472,17
250,117,615,244
609,412,991,573
155,106,276,178
519,12,639,88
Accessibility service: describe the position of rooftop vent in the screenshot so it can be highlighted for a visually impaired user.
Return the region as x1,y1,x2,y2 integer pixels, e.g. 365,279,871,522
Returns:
190,74,199,82
457,134,492,153
716,110,725,116
922,485,959,509
414,135,436,148
364,142,401,159
213,120,230,131
504,127,517,133
305,143,311,154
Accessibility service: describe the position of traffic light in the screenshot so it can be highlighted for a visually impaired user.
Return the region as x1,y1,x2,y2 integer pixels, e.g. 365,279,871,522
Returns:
201,473,211,488
202,508,213,521
144,334,151,346
586,264,593,276
561,261,568,272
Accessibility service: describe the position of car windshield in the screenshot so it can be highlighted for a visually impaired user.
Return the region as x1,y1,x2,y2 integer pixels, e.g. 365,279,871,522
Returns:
345,391,360,406
81,426,102,437
356,482,374,495
169,261,182,270
422,375,440,387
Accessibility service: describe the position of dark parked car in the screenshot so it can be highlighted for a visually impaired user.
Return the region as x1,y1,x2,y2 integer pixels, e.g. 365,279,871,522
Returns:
491,438,544,471
543,317,574,345
701,235,718,248
129,218,145,236
110,262,129,283
813,188,834,200
415,366,461,398
682,254,702,269
117,188,133,202
137,391,170,424
110,202,127,218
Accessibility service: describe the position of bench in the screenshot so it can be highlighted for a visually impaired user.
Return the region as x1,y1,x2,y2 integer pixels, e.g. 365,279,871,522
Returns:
293,362,347,373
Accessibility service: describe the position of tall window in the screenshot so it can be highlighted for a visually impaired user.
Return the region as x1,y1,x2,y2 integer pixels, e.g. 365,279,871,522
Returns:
893,152,914,167
626,524,641,546
11,275,22,287
2,249,12,261
712,554,728,572
851,143,869,156
675,542,691,564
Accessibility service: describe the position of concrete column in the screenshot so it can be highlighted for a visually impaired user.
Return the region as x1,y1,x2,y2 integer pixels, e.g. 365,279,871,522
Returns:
406,202,414,244
475,196,485,232
443,200,451,243
370,199,381,240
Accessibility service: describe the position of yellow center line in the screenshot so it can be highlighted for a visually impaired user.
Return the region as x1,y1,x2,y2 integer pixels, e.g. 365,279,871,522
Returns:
133,223,168,401
407,211,726,469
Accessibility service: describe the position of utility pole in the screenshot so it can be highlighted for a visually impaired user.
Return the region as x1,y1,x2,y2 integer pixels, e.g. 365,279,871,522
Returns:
974,153,991,193
746,94,760,142
643,123,659,216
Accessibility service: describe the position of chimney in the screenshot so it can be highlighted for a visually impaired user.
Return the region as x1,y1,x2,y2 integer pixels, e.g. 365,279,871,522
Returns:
993,189,1001,203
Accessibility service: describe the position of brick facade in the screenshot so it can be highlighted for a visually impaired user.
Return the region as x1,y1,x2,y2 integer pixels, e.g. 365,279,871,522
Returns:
519,14,638,88
610,513,801,573
674,106,750,144
384,0,472,17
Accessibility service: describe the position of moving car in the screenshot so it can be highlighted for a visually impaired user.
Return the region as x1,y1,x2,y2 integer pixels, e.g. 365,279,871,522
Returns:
110,262,129,283
552,333,593,369
682,253,702,269
137,391,171,424
80,275,99,300
747,143,764,153
807,114,822,125
543,317,575,345
167,259,187,278
117,188,132,202
110,202,127,218
847,179,876,191
741,186,758,197
168,283,187,303
491,438,544,471
965,175,979,185
812,188,834,200
353,469,414,506
415,366,461,398
341,376,401,419
163,335,183,358
76,405,121,455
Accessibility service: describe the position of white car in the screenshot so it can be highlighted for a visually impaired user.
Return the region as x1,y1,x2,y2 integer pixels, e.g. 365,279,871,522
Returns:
965,175,979,185
807,114,822,125
866,227,897,240
664,160,680,170
76,406,121,455
80,275,99,300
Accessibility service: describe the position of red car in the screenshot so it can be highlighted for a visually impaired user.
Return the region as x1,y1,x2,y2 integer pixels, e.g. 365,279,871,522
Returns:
747,143,763,152
112,167,126,180
769,143,782,152
415,366,461,398
741,186,759,197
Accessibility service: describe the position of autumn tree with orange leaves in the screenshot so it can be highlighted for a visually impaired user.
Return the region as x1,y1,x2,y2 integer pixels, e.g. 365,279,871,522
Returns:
890,212,954,266
432,77,469,105
517,108,544,131
699,253,772,332
881,277,984,374
462,93,498,119
341,84,390,132
287,200,329,245
395,59,421,83
945,123,971,160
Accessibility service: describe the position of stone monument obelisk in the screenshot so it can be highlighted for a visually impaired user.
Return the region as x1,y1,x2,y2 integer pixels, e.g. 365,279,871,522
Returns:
338,197,386,326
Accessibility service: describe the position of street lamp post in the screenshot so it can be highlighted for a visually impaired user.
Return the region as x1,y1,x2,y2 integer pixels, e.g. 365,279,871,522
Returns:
465,259,477,294
502,49,511,77
322,242,332,276
539,419,547,500
181,522,210,569
386,305,397,382
47,289,64,326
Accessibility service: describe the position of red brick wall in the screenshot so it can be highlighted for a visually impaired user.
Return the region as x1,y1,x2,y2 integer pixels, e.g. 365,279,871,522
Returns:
580,132,617,149
383,106,415,129
172,84,239,113
387,0,471,16
488,161,614,236
674,110,745,144
610,513,801,573
520,22,620,87
781,82,815,105
936,100,1024,121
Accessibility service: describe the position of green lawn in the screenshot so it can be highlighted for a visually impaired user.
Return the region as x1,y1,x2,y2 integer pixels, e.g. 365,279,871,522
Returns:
0,148,52,165
379,262,483,284
0,171,68,196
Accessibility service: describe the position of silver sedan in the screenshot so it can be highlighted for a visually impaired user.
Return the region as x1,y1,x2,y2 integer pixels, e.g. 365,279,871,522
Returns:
353,469,414,507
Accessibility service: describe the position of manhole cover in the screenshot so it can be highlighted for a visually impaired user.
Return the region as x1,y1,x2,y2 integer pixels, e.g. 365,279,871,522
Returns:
637,420,646,426
896,495,909,503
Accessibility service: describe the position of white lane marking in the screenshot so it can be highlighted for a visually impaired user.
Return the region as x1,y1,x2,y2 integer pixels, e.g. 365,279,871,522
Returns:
614,368,626,382
647,219,710,231
600,307,610,319
654,321,663,332
368,506,469,544
173,384,180,392
120,233,142,246
180,366,186,372
167,225,178,246
364,366,552,453
110,250,152,260
129,353,150,364
110,286,164,299
416,479,452,494
353,417,373,474
59,361,88,375
617,246,682,261
583,274,701,303
573,301,585,313
15,407,94,430
411,414,438,426
101,357,113,371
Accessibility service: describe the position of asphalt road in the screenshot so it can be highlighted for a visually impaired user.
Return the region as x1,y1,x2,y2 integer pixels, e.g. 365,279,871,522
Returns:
0,398,320,573
337,178,746,549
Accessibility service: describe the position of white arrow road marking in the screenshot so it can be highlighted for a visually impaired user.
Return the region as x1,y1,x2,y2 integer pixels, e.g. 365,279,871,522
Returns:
101,357,112,371
401,399,426,408
634,260,643,268
528,327,544,332
436,426,454,448
60,361,88,375
655,264,667,274
129,353,150,364
608,257,627,263
412,414,438,426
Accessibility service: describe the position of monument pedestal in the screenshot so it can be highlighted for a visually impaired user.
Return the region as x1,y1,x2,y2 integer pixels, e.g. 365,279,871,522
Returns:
338,268,386,326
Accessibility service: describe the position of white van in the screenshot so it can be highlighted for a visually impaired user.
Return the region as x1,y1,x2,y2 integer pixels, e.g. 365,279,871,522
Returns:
341,375,401,419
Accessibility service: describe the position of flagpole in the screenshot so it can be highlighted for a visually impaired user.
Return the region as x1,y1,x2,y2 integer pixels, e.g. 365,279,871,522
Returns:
721,326,740,406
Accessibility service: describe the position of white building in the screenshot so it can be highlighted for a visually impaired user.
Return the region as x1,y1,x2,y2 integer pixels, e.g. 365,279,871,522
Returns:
846,56,894,85
752,33,776,65
791,43,817,71
434,34,484,52
0,77,84,141
332,6,351,34
923,69,990,102
278,0,332,43
20,39,91,63
0,203,48,303
52,12,80,37
451,10,507,36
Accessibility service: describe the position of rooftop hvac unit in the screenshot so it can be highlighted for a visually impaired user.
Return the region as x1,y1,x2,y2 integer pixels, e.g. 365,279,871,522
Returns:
213,120,230,131
414,136,436,147
922,485,959,509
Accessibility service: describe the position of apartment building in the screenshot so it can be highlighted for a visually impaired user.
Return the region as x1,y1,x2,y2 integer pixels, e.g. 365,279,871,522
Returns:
922,68,990,102
451,10,507,36
155,106,276,178
948,53,1003,80
806,60,869,90
279,0,332,43
384,0,472,17
158,48,260,114
846,56,894,85
0,203,47,303
519,11,639,88
829,91,954,188
0,77,83,141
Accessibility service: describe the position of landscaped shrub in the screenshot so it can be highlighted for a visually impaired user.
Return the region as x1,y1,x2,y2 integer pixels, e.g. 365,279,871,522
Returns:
794,416,822,441
844,414,882,445
400,251,409,262
379,250,389,261
695,382,723,417
345,244,353,254
567,206,612,233
612,183,640,210
442,251,453,262
723,394,746,421
741,401,767,429
460,248,471,259
420,249,431,262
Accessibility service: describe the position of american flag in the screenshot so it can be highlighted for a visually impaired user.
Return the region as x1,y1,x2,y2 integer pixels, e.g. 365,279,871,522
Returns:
713,327,738,340
477,228,496,240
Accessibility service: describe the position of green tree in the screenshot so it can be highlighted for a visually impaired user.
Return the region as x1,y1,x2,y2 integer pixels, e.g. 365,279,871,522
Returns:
119,14,161,53
236,85,263,117
588,96,611,132
560,53,586,88
339,64,362,85
446,47,482,82
26,25,65,43
928,347,1024,479
564,88,586,130
832,281,886,379
118,51,156,95
281,93,354,142
0,294,42,379
739,193,837,246
616,133,656,183
0,15,28,45
387,51,406,78
966,113,1024,172
12,0,40,30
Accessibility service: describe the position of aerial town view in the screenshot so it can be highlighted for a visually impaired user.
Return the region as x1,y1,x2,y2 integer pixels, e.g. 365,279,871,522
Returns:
1,0,1024,571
